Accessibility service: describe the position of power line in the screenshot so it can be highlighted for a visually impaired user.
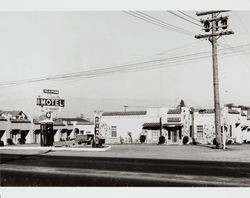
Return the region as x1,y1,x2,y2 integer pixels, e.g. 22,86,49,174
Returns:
1,43,250,87
167,11,202,27
122,40,205,65
177,11,201,23
135,11,195,35
123,11,194,37
0,45,249,89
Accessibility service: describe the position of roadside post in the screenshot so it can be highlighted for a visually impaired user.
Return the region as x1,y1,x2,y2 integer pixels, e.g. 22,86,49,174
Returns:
36,89,65,146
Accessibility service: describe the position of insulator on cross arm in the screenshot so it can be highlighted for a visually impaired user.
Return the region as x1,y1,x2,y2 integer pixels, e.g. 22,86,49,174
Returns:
204,20,210,32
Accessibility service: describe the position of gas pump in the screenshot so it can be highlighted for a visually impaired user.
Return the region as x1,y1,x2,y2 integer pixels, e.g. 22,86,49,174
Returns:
40,112,54,146
40,121,54,146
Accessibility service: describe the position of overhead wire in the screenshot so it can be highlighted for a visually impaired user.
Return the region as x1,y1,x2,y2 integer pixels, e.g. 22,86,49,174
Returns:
167,11,202,27
177,11,201,23
123,11,194,37
1,43,250,89
135,11,195,35
122,40,206,65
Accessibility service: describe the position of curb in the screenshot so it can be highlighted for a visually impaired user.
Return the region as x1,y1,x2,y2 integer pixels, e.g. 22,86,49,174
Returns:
0,145,111,152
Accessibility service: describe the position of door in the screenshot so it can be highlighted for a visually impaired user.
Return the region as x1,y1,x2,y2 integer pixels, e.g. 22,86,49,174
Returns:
171,130,178,143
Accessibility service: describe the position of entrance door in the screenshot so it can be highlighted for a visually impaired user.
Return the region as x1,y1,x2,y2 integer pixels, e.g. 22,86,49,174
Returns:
171,130,178,143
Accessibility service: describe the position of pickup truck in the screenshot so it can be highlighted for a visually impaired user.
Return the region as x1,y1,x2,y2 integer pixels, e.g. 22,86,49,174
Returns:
74,134,105,147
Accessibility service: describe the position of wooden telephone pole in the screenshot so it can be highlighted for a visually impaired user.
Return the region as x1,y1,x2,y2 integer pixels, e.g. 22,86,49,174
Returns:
195,10,234,149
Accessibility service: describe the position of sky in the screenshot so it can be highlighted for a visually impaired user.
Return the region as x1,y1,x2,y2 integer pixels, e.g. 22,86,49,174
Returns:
0,10,250,119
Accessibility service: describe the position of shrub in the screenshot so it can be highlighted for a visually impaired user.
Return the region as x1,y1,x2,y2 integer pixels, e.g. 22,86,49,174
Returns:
0,140,4,146
139,135,146,143
120,136,124,144
158,136,166,144
7,138,13,145
18,138,26,144
66,137,71,141
227,140,232,145
182,136,189,145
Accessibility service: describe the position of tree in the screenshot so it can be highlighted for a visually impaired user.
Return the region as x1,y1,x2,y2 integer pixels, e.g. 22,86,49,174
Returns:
177,99,186,109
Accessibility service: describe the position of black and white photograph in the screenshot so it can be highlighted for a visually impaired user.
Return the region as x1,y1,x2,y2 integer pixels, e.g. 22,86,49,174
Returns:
0,0,250,196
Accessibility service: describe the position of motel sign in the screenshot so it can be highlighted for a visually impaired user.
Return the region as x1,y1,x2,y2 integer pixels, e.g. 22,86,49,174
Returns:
37,98,65,107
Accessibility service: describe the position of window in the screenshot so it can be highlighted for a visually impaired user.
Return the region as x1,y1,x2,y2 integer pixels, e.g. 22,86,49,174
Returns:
197,125,203,138
111,126,117,137
152,131,160,140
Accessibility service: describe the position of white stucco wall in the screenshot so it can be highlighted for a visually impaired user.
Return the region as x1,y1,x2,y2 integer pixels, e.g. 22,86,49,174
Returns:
101,114,159,144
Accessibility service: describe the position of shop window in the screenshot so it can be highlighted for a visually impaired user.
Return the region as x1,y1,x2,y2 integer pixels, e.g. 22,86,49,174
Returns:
197,125,203,138
111,126,117,137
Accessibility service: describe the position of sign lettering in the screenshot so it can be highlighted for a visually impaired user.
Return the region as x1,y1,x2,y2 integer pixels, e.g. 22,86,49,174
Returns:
37,98,65,107
43,89,59,94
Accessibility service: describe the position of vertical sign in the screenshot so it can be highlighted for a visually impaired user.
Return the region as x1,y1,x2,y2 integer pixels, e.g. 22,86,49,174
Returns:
94,111,102,138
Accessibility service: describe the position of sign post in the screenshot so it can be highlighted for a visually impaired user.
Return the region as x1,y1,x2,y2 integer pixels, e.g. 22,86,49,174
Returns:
93,110,102,148
36,89,65,146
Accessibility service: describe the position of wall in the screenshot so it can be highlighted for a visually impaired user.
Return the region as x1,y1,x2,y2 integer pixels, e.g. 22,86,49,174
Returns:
101,114,159,144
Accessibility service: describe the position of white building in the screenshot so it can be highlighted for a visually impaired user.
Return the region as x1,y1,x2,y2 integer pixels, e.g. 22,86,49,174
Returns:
101,110,160,144
0,111,32,144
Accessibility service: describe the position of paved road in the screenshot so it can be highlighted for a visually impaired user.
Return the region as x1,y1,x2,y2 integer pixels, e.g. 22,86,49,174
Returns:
1,153,250,186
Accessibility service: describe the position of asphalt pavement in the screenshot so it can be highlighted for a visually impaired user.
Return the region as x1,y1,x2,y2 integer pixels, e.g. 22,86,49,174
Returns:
1,144,250,186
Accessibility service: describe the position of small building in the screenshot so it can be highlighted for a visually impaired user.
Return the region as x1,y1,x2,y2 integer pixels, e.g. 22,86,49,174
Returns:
164,107,192,145
0,111,32,144
0,116,8,144
101,110,160,144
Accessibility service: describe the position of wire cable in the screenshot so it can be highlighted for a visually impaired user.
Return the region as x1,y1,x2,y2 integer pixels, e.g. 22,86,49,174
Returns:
135,11,195,35
0,45,249,89
167,11,202,27
177,11,201,23
123,11,194,37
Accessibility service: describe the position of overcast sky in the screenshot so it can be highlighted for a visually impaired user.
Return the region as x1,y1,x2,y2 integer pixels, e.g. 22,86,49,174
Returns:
0,11,249,118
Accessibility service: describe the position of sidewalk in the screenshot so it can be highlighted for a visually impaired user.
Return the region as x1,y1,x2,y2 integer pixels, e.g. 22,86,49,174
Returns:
1,143,250,163
0,143,111,153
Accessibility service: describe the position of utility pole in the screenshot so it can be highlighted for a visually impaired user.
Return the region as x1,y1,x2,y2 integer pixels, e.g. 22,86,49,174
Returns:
159,117,162,137
124,105,128,112
195,10,234,149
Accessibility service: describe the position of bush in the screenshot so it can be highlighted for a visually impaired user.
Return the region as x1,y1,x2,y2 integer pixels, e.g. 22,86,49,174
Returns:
18,138,26,144
182,136,189,145
7,138,13,145
66,137,71,141
158,136,166,144
227,140,232,145
139,135,146,144
0,140,4,146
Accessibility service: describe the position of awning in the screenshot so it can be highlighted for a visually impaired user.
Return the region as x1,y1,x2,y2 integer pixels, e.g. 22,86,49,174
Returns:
34,130,41,134
142,122,161,130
